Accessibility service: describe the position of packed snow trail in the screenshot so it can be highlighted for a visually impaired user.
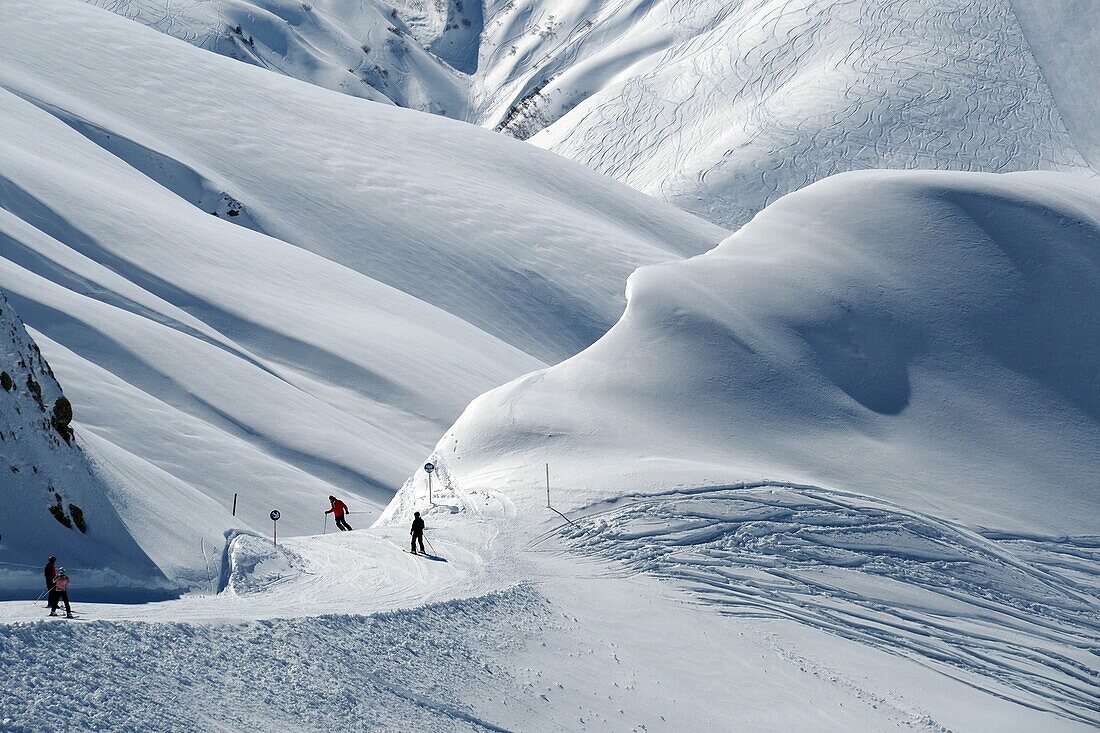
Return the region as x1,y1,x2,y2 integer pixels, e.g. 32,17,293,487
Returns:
543,483,1100,726
0,587,546,733
2,494,1095,731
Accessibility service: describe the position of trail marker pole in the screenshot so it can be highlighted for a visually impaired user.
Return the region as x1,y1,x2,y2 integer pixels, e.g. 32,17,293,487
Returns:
232,493,238,517
270,509,281,545
546,463,551,508
424,462,436,504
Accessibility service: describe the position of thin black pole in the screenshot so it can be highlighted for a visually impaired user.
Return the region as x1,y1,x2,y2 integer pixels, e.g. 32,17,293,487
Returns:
232,493,237,517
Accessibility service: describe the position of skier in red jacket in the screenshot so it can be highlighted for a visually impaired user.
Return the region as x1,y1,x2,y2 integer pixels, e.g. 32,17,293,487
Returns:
326,495,352,531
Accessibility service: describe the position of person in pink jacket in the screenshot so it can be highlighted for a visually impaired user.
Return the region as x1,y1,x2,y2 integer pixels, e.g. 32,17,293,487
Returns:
50,568,73,618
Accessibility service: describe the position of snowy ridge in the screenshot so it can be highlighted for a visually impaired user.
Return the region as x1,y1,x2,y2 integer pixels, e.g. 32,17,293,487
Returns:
84,0,470,112
84,0,1097,228
368,166,1100,727
0,290,170,599
526,0,1091,228
0,2,1097,728
423,169,1100,535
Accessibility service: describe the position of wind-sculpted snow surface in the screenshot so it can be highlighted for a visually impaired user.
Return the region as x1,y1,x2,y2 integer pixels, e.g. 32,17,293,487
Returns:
85,0,1093,228
555,484,1100,725
0,292,170,600
427,170,1100,535
1010,0,1100,168
0,0,721,581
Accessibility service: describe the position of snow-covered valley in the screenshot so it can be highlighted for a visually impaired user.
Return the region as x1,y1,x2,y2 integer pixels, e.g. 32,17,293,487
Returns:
82,0,1097,228
1,0,1098,731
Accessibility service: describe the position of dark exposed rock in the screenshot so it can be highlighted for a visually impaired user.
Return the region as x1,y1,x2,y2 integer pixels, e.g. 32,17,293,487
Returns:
25,373,43,410
69,503,87,533
51,397,74,443
0,371,11,391
49,494,72,528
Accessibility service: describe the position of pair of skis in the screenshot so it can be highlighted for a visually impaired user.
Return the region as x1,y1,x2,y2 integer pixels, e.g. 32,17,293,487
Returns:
404,550,446,562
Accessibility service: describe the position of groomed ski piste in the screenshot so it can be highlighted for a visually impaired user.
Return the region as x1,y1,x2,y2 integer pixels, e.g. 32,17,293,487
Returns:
1,1,1099,731
2,472,1097,730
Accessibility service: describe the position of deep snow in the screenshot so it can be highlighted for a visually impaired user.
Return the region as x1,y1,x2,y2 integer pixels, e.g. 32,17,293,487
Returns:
422,169,1100,536
0,0,722,584
369,169,1100,727
2,161,1097,730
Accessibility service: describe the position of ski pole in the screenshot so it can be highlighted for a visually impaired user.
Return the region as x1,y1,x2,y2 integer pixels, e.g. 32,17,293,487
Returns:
425,535,438,556
324,513,329,535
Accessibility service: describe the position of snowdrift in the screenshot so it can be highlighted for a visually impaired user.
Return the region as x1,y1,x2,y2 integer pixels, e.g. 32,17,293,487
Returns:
0,292,171,600
417,170,1100,535
0,0,721,579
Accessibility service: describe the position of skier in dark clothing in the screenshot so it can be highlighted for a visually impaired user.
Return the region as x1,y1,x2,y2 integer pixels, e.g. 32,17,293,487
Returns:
44,556,58,613
326,495,353,531
410,511,425,554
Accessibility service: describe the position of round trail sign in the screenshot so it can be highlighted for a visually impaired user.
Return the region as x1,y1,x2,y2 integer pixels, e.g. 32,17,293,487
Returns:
270,510,281,521
424,462,435,474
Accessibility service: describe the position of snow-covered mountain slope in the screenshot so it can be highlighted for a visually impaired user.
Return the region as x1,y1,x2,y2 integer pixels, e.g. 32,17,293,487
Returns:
409,169,1100,537
82,0,470,112
85,0,1096,229
0,0,723,583
0,291,170,599
368,168,1100,728
521,0,1091,228
1010,0,1100,169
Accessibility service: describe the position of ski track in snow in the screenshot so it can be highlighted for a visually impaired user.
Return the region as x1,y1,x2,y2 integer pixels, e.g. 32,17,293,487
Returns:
543,0,1085,228
548,483,1100,726
0,586,546,733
